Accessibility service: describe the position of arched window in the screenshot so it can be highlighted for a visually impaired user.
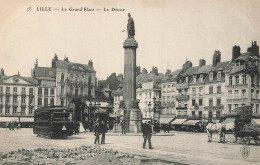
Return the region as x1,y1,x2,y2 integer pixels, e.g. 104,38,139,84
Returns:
75,75,79,84
61,73,64,82
61,86,64,94
61,98,64,106
80,87,84,96
88,76,92,85
75,86,79,96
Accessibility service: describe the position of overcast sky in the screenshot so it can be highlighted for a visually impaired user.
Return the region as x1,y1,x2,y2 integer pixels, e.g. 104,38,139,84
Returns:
0,0,259,80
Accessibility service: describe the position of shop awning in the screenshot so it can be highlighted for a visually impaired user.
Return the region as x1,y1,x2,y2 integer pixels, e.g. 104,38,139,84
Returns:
160,118,174,124
109,114,116,118
182,120,201,126
171,119,187,125
20,117,34,122
251,119,260,125
0,117,19,122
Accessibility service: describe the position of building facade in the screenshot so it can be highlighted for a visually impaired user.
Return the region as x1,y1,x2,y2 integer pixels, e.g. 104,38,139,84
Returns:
0,72,37,117
32,55,97,108
225,42,260,114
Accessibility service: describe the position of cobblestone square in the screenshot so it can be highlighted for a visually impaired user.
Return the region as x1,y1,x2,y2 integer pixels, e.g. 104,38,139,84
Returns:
0,128,259,165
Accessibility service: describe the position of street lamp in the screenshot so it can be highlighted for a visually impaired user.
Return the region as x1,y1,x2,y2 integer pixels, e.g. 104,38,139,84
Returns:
152,96,156,133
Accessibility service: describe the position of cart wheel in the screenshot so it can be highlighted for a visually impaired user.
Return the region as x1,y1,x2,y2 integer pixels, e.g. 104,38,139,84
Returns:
253,137,259,145
242,136,250,145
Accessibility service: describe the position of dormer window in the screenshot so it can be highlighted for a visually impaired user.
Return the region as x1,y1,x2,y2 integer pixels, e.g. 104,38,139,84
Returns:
217,71,221,80
200,74,203,82
193,75,196,83
209,72,213,81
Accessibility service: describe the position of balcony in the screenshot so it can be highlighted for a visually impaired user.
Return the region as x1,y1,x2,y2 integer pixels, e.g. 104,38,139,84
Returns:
176,115,188,118
226,84,248,89
13,102,18,107
176,106,188,110
204,106,224,111
176,95,189,101
21,103,26,107
5,103,11,107
161,102,175,108
176,83,189,90
226,98,248,103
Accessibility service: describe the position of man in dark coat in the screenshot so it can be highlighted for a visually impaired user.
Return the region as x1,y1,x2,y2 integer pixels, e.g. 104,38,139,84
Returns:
101,121,108,144
142,121,153,149
121,120,126,135
94,121,101,144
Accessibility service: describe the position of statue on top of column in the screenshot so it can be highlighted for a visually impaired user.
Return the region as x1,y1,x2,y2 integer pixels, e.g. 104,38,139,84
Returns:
127,13,135,38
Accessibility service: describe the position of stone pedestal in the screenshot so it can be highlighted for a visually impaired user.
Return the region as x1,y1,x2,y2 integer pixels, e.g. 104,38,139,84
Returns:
129,108,142,133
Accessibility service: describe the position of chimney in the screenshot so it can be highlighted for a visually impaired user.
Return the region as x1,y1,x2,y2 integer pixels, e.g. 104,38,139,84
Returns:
165,69,171,76
199,59,206,67
88,60,93,67
0,68,4,77
151,66,158,76
64,56,69,62
232,45,241,61
247,41,259,56
182,60,192,71
142,68,148,74
213,50,221,67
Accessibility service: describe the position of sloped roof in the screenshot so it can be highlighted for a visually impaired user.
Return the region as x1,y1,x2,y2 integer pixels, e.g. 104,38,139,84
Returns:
213,61,230,71
235,52,259,61
161,69,182,82
34,67,56,78
182,66,200,76
136,73,164,85
56,60,95,72
197,65,212,74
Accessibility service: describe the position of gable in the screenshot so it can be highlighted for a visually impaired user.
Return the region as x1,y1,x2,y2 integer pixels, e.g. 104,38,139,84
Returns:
0,76,35,85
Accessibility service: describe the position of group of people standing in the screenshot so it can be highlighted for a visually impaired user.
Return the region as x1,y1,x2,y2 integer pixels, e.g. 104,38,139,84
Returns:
93,120,108,144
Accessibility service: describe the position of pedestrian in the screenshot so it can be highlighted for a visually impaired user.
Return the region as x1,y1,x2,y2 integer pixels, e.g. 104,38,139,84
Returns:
94,120,101,144
74,121,80,135
121,120,126,135
101,121,108,144
142,121,153,149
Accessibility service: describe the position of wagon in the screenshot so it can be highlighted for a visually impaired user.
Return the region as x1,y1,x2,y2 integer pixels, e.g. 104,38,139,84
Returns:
225,106,260,145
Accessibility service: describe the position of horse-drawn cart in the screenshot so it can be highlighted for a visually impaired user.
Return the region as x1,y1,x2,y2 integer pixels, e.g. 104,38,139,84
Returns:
235,118,260,145
226,106,260,145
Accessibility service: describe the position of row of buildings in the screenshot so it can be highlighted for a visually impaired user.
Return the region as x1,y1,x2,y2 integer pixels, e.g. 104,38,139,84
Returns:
0,55,97,121
0,41,259,125
113,41,260,125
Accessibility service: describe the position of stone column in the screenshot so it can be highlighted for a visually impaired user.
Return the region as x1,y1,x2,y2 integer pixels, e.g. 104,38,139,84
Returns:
123,38,141,133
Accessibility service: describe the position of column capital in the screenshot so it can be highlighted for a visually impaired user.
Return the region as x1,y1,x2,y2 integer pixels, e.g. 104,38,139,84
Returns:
123,38,138,48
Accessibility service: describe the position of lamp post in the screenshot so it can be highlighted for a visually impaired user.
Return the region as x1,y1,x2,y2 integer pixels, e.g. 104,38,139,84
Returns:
147,101,153,133
152,96,156,133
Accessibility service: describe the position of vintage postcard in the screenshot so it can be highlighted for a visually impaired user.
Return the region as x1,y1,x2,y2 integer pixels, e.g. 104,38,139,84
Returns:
0,0,259,164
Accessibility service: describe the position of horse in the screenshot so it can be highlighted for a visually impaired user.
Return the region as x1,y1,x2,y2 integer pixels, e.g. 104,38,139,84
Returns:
206,118,235,143
206,122,224,142
221,122,235,143
206,117,227,143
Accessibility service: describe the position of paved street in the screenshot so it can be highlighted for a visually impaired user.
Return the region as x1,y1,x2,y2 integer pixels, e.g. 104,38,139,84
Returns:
0,128,259,165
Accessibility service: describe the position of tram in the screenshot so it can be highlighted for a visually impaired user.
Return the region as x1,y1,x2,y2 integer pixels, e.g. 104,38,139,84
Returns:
33,106,74,138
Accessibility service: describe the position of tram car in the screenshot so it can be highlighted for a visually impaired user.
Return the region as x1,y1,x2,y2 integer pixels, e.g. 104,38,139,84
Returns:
33,106,74,138
225,106,260,145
